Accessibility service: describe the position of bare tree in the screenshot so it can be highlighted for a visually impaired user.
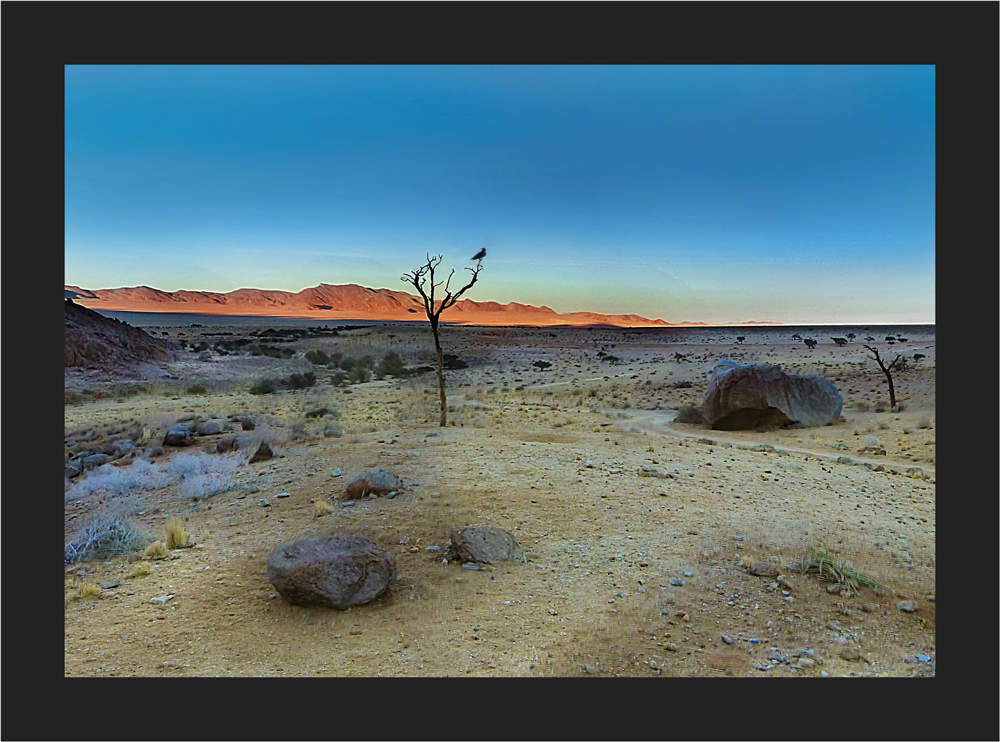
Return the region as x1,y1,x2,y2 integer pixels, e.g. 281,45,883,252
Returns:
864,344,903,409
401,252,484,426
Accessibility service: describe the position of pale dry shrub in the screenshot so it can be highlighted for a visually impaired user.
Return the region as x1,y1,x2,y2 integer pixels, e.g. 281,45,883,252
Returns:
165,519,193,549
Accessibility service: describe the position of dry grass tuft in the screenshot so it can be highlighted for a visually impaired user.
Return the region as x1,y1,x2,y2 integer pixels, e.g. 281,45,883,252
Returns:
797,539,882,595
129,562,154,579
164,519,193,549
77,583,102,599
143,542,168,560
313,498,334,517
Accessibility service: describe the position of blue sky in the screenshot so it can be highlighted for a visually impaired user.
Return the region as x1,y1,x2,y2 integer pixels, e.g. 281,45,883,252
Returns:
65,65,934,324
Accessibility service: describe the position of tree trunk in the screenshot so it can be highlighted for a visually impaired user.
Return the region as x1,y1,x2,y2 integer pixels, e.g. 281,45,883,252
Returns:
431,320,447,427
884,371,896,409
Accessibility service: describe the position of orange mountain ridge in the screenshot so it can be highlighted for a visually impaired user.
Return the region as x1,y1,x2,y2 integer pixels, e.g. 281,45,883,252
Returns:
64,283,778,328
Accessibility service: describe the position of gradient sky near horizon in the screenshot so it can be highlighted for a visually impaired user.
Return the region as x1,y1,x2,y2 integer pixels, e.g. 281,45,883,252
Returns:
65,65,935,324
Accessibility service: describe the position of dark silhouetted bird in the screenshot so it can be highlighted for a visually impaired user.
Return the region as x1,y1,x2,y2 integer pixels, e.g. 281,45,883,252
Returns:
471,248,486,261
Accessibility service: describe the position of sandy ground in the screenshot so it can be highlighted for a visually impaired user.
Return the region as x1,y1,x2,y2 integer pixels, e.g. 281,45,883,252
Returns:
64,324,936,677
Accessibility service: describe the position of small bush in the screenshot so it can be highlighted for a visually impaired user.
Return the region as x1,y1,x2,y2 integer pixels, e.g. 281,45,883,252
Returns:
314,499,334,517
305,348,331,366
65,510,151,563
670,380,693,389
186,384,208,395
287,372,317,389
348,365,371,384
375,352,407,379
250,379,277,395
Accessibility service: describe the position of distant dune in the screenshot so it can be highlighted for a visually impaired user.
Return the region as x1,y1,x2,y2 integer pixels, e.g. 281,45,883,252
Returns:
63,283,780,328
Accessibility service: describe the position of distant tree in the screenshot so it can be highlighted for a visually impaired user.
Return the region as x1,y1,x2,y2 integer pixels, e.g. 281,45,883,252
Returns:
791,334,802,341
864,344,903,409
846,333,856,341
401,252,484,426
736,336,746,344
804,338,817,349
533,360,552,371
831,337,848,347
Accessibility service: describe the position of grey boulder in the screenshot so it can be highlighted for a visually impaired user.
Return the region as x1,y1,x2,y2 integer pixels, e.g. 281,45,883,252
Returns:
447,525,526,565
702,360,842,429
163,424,195,446
266,535,396,609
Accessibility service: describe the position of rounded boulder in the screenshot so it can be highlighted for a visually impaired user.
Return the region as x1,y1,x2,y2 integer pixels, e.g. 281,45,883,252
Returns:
266,535,397,609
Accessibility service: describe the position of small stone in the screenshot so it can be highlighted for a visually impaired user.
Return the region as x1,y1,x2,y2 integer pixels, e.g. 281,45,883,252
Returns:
260,499,271,507
425,546,440,551
839,646,862,662
277,492,290,498
828,621,842,631
101,580,120,590
332,469,342,477
585,461,594,468
896,600,918,613
461,563,483,571
150,595,174,605
797,657,815,668
721,634,733,645
340,501,355,507
583,664,596,673
386,491,398,499
548,609,558,615
670,579,684,586
664,643,679,652
777,575,794,589
683,571,694,577
827,583,844,593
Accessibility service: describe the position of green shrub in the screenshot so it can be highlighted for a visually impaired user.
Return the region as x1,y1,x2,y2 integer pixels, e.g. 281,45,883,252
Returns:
305,349,330,366
287,372,317,389
186,383,208,395
250,379,277,395
375,352,407,379
348,365,371,384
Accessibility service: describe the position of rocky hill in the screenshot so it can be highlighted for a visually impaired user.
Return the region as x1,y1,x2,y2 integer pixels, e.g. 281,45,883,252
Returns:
64,298,177,368
63,283,679,327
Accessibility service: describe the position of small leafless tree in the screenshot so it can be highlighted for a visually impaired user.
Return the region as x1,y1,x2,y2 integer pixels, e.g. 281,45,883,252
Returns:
401,252,484,426
864,344,903,409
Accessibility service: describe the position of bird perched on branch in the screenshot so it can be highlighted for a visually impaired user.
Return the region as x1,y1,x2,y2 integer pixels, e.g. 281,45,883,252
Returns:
470,248,486,261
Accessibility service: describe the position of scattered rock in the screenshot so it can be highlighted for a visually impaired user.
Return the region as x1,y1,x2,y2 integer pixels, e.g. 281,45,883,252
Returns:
150,595,174,605
721,634,733,645
249,441,274,463
101,580,120,590
163,424,195,447
896,600,918,613
216,436,238,454
195,420,224,436
82,453,113,469
345,467,403,498
331,468,342,477
266,535,397,609
446,525,526,565
839,646,863,662
749,562,780,578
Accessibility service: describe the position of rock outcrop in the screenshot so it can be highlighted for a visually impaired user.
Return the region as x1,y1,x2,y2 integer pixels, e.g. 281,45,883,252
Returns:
702,360,842,430
64,298,175,369
266,535,396,609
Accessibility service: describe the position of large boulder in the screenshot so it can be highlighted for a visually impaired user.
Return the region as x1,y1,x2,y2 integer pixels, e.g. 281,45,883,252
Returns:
266,535,396,609
345,467,403,498
447,525,526,565
702,360,842,430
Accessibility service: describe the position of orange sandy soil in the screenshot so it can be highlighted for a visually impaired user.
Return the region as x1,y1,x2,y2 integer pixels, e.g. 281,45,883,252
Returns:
64,325,935,677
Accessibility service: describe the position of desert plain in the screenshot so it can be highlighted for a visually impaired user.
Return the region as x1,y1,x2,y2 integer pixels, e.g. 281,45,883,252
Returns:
64,320,936,677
